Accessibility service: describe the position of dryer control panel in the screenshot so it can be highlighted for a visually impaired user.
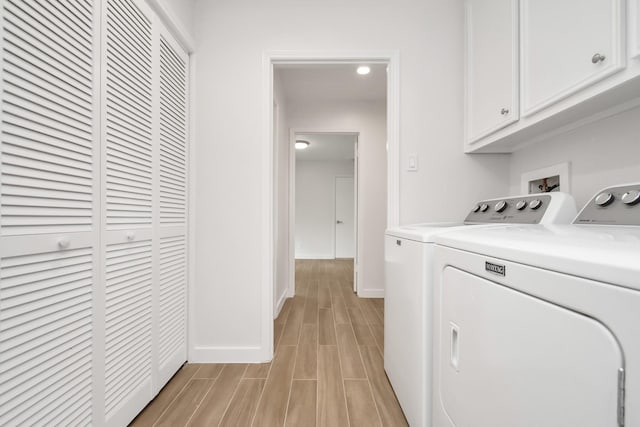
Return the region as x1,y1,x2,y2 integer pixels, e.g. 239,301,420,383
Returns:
464,195,552,224
574,183,640,226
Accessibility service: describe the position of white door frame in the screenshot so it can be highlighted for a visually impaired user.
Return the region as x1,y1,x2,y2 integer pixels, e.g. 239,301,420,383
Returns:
262,51,400,360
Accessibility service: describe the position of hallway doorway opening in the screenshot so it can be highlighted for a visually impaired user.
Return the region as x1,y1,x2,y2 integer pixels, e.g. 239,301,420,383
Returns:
265,53,399,359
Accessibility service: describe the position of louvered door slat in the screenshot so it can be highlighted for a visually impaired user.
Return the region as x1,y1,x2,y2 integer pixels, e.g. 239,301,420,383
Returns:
2,0,94,236
0,0,96,423
104,239,152,419
0,247,93,426
159,37,186,227
158,235,186,368
105,0,152,230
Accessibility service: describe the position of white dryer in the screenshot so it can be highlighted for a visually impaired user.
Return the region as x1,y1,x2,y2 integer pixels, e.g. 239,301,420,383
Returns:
384,192,577,427
432,183,640,427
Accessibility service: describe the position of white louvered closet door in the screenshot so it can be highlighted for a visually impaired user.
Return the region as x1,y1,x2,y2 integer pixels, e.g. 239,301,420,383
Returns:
101,0,155,424
153,25,189,391
0,0,98,425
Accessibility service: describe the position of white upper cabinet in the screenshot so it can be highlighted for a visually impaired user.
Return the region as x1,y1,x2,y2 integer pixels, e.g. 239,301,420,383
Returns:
464,0,640,152
521,0,625,116
465,0,519,143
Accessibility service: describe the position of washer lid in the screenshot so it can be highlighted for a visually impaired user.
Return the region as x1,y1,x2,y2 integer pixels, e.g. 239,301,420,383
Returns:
385,222,466,243
435,224,640,291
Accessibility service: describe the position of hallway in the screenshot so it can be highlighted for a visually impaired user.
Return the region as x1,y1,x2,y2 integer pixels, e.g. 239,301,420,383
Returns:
131,259,407,426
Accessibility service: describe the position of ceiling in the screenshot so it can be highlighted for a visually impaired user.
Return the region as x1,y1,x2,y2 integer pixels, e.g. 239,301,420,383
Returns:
276,63,387,103
295,133,357,161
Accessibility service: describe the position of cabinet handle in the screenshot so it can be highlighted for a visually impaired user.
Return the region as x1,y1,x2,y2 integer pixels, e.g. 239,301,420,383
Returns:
501,108,510,115
591,53,606,64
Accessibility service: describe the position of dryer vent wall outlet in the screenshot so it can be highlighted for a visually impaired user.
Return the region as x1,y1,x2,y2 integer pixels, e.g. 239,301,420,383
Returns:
529,175,561,194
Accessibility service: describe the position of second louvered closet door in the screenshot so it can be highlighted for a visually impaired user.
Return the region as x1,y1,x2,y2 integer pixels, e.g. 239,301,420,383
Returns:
101,0,155,424
153,27,189,391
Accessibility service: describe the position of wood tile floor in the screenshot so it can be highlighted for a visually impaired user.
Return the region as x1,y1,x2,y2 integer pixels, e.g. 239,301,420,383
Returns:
131,259,408,426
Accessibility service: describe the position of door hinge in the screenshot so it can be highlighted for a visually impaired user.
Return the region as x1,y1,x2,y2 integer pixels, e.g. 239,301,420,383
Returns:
618,367,625,426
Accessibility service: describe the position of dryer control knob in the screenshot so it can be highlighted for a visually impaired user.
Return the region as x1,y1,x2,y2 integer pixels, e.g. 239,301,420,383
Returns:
494,200,508,213
529,199,543,210
595,192,615,207
622,190,640,206
480,203,489,212
472,205,481,213
516,200,528,210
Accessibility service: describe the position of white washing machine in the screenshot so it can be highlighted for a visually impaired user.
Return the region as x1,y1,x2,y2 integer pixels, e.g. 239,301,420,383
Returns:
384,192,577,427
432,183,640,427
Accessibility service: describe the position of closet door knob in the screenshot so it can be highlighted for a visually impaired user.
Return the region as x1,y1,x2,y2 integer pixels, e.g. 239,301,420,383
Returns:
591,53,606,64
501,108,509,115
57,237,70,249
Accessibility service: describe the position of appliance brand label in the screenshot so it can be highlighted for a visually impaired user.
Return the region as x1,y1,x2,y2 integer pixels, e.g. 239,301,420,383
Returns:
485,261,506,276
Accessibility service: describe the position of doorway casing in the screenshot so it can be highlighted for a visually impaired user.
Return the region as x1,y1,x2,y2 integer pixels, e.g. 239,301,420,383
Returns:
262,51,400,360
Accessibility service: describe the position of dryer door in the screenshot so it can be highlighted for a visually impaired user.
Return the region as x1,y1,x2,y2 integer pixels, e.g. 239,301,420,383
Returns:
438,267,623,427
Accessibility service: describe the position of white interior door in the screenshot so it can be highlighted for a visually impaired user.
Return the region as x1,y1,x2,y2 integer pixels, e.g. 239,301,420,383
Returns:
334,176,355,258
101,0,155,424
0,1,98,424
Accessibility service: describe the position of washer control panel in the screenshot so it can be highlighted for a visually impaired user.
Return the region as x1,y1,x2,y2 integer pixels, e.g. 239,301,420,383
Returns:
465,195,552,224
574,183,640,226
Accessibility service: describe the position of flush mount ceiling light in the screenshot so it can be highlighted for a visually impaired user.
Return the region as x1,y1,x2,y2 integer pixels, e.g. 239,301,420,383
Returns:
295,140,310,150
356,65,371,75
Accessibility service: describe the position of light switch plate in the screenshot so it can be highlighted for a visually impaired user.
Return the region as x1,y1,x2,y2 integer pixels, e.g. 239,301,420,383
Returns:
408,154,418,171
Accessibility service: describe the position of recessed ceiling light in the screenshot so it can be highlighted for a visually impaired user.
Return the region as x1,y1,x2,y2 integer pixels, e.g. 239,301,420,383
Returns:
295,140,310,150
356,65,371,75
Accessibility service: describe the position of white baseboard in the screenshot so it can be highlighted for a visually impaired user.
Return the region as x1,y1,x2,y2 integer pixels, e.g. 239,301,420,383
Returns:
295,254,334,260
189,346,270,363
357,289,384,298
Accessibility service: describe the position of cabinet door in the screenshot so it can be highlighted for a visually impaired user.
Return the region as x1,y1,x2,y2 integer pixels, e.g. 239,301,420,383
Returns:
465,0,519,143
101,0,155,424
154,26,189,391
522,0,625,116
0,0,97,424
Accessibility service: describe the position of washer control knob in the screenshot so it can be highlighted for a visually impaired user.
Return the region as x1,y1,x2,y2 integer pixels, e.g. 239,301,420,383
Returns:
515,200,528,210
494,200,508,213
622,190,640,206
595,192,614,207
529,199,543,210
472,205,481,213
479,203,489,212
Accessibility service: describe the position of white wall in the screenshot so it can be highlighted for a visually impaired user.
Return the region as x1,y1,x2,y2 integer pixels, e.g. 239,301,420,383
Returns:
286,100,388,297
191,0,509,362
295,159,355,259
509,106,640,209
